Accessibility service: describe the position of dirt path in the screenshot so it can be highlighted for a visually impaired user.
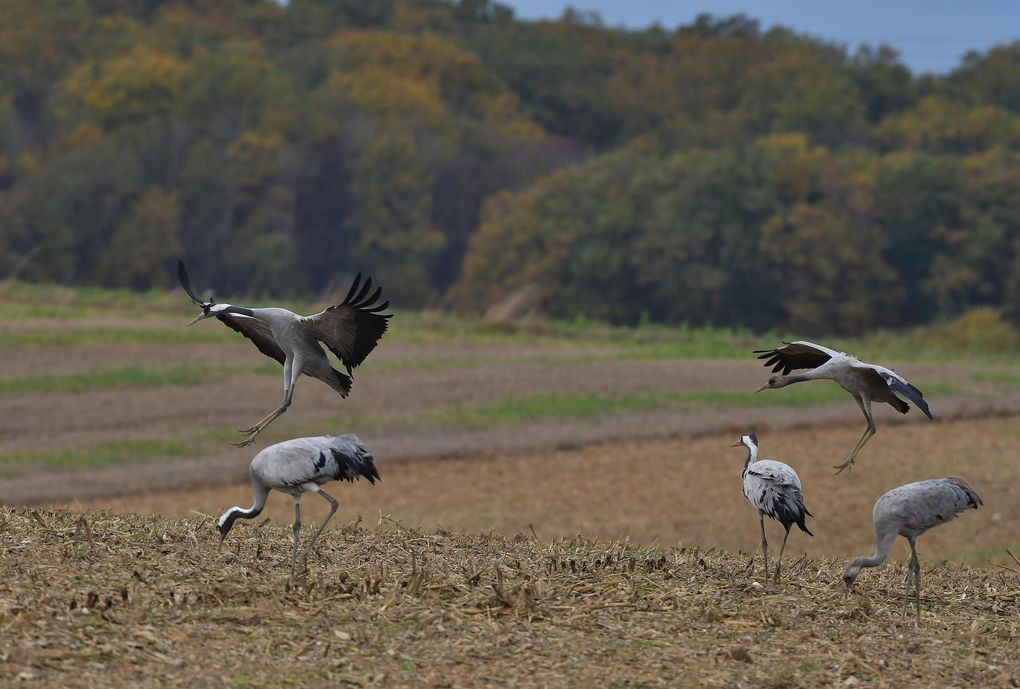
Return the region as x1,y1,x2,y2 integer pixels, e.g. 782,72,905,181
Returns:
3,331,1017,504
1,356,977,453
5,389,1019,504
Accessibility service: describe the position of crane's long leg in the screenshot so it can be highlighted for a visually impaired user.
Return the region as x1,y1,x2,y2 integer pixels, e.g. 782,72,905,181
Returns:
901,557,914,618
236,358,297,447
289,497,302,580
910,539,922,625
834,394,876,474
774,527,791,583
759,512,769,580
299,489,340,573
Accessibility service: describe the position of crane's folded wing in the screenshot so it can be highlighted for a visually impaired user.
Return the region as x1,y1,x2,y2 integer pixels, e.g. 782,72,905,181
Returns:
746,467,798,486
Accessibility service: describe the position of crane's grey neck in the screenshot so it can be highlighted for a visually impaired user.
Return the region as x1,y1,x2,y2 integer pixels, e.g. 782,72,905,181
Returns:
779,371,818,386
843,533,897,583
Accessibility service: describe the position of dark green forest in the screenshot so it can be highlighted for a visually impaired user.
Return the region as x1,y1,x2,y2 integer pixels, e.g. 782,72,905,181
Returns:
3,0,1020,334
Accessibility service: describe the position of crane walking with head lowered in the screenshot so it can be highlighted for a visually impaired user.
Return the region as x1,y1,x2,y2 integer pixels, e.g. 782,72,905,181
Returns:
732,433,813,583
754,341,933,474
842,477,982,623
217,434,380,578
178,260,391,446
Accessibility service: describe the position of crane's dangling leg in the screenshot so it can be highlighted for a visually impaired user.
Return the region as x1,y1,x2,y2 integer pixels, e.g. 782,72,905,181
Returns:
299,489,340,573
774,527,791,583
236,358,297,447
289,497,302,581
758,512,769,581
834,394,876,474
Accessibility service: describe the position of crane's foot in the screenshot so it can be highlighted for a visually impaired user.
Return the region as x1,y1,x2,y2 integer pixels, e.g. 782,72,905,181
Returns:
832,457,856,475
233,430,260,448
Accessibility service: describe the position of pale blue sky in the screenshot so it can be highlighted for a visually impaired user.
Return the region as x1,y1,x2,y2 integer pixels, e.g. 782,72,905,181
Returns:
503,0,1020,73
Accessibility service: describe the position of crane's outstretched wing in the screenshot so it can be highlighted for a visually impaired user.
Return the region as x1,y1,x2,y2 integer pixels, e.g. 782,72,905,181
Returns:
305,274,392,375
862,363,933,420
217,314,286,366
753,340,844,375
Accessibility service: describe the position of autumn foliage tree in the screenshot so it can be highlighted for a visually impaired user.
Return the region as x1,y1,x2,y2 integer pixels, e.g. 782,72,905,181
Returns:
1,1,1020,335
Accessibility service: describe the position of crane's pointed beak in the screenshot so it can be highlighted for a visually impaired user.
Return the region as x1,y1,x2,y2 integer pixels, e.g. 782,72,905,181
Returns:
730,442,743,447
188,313,208,327
755,384,768,393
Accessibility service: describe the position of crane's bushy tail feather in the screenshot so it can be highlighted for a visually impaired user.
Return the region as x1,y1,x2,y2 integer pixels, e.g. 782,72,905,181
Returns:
322,368,352,398
329,435,380,484
945,476,982,508
772,489,813,537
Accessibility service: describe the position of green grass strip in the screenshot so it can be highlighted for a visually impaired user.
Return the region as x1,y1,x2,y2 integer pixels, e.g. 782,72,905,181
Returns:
0,382,961,471
425,384,959,430
0,363,279,394
0,438,197,471
0,429,242,472
971,370,1020,387
0,328,243,348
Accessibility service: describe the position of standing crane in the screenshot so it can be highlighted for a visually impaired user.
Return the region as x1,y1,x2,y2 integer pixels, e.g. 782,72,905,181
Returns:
732,433,813,583
754,341,933,473
178,260,391,446
842,477,982,623
217,434,380,578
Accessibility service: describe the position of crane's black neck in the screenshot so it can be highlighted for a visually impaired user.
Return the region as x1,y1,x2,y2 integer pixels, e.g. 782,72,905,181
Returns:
221,305,255,317
742,443,758,473
218,505,262,539
217,484,269,539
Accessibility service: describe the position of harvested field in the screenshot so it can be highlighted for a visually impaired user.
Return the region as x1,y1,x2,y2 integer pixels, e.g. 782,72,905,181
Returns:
2,508,1019,688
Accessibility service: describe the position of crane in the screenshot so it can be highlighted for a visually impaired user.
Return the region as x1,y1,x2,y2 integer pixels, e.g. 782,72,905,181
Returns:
732,433,813,583
178,260,391,446
217,434,380,578
755,340,933,473
842,476,982,623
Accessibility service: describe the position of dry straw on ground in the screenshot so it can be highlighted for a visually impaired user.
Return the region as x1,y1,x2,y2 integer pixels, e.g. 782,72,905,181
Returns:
2,508,1018,688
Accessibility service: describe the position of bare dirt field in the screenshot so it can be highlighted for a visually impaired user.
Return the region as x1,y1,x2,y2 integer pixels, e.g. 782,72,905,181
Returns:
2,508,1018,688
78,417,1017,565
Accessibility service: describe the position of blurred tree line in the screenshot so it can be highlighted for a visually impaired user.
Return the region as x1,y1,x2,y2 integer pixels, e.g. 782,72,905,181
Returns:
2,0,1020,333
